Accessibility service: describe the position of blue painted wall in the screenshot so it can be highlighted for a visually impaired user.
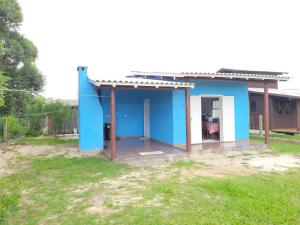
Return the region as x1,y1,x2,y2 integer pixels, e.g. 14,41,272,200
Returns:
102,89,175,144
148,90,174,144
78,67,103,151
171,80,249,142
172,90,186,144
190,80,249,140
102,89,145,137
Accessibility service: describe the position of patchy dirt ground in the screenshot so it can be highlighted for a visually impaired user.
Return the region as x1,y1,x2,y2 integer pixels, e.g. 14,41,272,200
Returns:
0,144,100,177
2,142,300,218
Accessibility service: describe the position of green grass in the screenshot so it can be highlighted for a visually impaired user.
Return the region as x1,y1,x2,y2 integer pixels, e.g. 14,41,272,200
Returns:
18,137,78,145
170,160,206,169
101,170,300,225
251,137,300,154
2,144,300,224
250,132,300,141
0,156,130,224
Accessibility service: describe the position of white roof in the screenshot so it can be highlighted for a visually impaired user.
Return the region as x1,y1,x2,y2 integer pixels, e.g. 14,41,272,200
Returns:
129,71,290,81
249,88,300,99
89,77,194,88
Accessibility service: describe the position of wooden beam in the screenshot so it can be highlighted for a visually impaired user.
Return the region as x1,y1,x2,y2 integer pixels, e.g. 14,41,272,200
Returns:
264,82,270,144
185,88,191,152
296,100,300,131
110,87,116,160
97,85,187,91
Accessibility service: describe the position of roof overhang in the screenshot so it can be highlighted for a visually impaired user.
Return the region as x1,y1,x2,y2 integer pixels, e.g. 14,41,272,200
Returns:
249,88,300,100
129,71,290,82
89,78,194,89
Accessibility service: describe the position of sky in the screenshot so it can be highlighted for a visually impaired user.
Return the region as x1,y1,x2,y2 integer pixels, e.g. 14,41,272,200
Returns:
19,0,300,100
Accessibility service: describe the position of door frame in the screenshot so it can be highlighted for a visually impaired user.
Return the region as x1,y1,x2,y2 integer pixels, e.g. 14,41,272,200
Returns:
201,95,222,142
191,94,223,144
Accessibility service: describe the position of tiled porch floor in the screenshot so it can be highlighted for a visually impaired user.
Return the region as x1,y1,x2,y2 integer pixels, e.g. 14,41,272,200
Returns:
103,138,267,162
104,138,186,161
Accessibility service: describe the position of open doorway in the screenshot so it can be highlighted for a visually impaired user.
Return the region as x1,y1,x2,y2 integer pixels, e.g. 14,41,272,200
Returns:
201,97,220,142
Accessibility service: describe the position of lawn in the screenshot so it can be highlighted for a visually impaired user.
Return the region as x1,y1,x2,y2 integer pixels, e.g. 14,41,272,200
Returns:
1,146,300,224
251,137,300,154
0,156,130,224
18,136,78,145
250,132,300,141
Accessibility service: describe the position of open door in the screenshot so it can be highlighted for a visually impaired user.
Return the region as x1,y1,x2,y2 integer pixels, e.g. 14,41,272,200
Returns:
144,99,150,138
220,96,235,142
191,96,202,144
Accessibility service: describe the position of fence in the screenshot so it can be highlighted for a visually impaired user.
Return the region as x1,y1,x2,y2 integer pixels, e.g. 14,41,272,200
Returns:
0,107,78,141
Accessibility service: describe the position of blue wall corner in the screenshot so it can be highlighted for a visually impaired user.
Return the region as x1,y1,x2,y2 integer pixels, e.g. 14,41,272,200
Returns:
172,90,186,144
78,67,104,151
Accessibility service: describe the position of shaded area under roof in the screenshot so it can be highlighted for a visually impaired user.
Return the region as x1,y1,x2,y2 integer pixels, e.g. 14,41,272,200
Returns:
218,68,288,76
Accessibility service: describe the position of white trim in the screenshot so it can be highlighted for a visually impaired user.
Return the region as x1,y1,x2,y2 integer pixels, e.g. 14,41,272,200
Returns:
191,96,202,144
220,96,235,142
89,78,194,88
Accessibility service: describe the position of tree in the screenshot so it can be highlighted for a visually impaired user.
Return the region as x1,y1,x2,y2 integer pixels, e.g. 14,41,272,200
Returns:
0,71,8,107
0,0,44,114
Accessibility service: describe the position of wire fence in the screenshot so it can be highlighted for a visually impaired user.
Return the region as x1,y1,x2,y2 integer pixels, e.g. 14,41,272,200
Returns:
0,108,78,141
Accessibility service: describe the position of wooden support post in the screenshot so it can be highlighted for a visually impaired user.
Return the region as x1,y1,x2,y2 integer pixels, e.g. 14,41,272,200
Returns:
264,82,270,144
259,114,263,135
296,100,300,131
185,88,191,152
110,87,117,160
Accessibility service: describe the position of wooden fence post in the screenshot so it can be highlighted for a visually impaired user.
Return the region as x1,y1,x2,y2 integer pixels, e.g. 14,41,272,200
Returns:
259,114,263,135
3,116,8,142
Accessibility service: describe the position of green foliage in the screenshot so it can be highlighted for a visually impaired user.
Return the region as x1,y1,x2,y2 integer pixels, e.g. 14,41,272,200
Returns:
0,0,44,114
0,115,27,139
24,96,46,136
0,71,9,107
0,0,22,31
45,102,72,135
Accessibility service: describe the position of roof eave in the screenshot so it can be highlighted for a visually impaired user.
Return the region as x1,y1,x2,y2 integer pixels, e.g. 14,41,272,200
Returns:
129,71,290,82
89,79,194,89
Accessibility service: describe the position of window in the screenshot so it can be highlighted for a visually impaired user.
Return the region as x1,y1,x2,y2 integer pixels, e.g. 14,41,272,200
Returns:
250,100,256,112
276,101,292,114
212,100,220,118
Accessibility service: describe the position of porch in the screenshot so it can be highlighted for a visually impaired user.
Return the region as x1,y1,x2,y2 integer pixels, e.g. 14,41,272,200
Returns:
104,138,186,161
103,137,267,162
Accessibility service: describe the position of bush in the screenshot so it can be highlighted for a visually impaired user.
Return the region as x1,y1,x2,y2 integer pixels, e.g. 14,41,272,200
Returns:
0,115,27,139
24,96,46,136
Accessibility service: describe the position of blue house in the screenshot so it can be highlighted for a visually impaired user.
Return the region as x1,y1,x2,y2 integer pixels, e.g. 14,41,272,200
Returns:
78,67,288,160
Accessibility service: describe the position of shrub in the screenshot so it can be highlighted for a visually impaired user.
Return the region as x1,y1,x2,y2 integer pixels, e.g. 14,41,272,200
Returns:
0,115,27,139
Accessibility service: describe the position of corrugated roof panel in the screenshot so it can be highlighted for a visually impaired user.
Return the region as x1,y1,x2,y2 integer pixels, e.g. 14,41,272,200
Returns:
89,77,194,88
129,71,290,81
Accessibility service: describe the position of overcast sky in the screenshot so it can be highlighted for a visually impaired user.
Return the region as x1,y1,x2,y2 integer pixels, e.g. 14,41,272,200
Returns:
19,0,300,99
